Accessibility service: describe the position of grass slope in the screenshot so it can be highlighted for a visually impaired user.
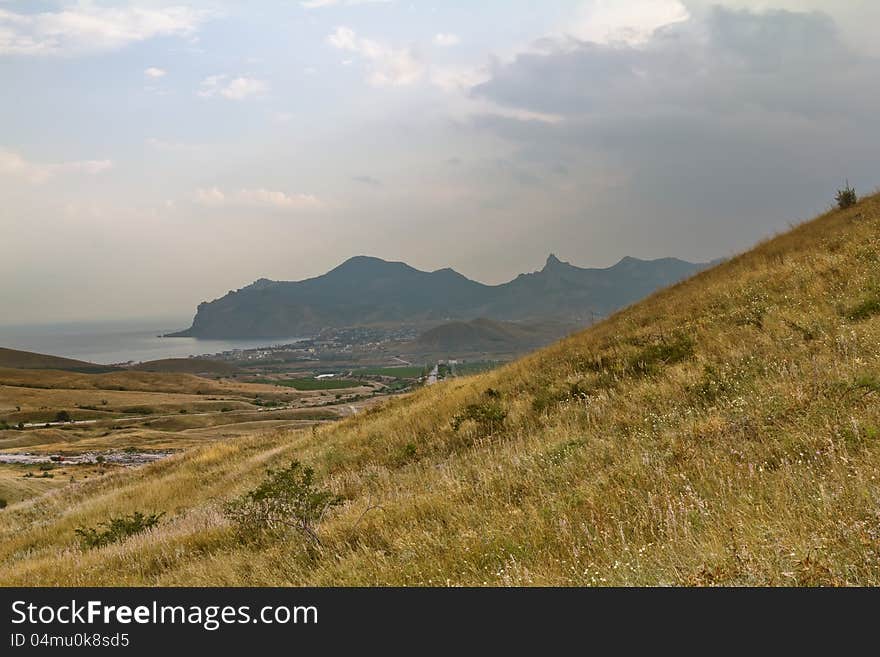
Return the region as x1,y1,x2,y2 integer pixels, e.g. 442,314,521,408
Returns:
2,197,880,585
0,348,113,373
129,359,241,376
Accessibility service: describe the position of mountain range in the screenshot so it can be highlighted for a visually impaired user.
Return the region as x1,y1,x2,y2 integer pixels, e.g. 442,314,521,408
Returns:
170,254,713,339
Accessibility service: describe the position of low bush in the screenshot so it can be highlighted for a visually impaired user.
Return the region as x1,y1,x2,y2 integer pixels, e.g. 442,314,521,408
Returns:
836,182,857,210
844,297,880,322
627,334,695,375
452,401,507,433
224,461,342,546
75,511,165,549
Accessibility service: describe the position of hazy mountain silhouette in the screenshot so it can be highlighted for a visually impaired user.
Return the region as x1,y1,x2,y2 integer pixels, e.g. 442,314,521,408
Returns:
170,254,713,338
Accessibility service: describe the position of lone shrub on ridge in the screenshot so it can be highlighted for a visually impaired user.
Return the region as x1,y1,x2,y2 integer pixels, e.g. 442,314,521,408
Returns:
836,182,857,210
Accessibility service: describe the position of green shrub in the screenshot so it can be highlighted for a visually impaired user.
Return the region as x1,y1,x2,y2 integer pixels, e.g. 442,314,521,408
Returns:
845,297,880,322
54,410,72,423
532,381,595,415
122,406,154,415
0,498,7,510
452,401,507,433
836,182,857,210
627,334,695,375
75,511,165,549
224,461,342,545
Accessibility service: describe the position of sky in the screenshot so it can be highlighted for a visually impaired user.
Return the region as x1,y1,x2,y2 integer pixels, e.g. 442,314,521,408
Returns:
2,0,879,325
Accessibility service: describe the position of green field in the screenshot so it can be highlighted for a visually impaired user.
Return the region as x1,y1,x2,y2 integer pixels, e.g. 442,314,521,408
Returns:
354,366,426,378
258,378,364,391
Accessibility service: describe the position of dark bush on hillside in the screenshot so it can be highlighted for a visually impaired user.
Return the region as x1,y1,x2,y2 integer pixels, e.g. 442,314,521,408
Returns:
54,410,72,423
844,296,880,322
452,401,507,433
122,407,154,415
0,498,7,510
224,461,342,546
836,183,857,210
75,511,164,549
627,334,695,375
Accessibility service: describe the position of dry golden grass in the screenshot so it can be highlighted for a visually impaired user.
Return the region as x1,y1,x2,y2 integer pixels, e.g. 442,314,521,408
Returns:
0,463,109,506
2,196,880,586
0,367,282,396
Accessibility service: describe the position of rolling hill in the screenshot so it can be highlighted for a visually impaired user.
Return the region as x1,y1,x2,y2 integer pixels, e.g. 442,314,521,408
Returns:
2,195,879,586
170,254,711,339
0,347,114,373
128,358,241,377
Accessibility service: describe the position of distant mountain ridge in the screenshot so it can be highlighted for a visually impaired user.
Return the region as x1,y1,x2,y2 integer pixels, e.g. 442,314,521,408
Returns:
170,254,714,339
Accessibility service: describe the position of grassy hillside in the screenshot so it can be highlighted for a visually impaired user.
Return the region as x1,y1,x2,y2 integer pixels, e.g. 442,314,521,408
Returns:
2,196,880,585
0,367,261,395
0,347,113,373
129,358,241,376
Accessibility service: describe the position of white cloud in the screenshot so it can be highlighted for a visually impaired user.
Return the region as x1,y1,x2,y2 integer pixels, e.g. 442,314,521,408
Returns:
327,26,424,86
194,187,324,211
0,5,207,56
568,0,690,45
327,26,358,50
433,33,460,47
0,148,112,184
431,66,489,93
302,0,392,9
198,75,268,101
144,67,166,79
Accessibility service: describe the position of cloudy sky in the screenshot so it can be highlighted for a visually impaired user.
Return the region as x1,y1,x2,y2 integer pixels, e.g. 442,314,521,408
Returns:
2,0,879,325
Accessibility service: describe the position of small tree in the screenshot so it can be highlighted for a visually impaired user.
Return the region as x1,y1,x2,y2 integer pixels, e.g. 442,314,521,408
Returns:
224,461,342,546
0,498,7,510
55,410,72,423
836,181,857,210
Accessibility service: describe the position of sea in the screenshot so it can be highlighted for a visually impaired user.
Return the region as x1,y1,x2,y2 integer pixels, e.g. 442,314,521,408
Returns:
0,320,306,366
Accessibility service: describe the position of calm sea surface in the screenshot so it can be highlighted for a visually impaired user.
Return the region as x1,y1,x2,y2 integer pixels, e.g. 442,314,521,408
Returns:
0,320,305,365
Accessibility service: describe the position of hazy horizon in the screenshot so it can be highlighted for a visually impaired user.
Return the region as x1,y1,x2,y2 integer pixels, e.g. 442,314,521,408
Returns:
4,0,880,325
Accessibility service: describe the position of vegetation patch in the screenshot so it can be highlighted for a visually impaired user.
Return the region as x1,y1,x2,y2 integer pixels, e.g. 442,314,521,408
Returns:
121,406,156,415
354,366,425,378
224,461,343,546
452,397,507,434
257,378,363,391
626,334,695,376
532,380,596,415
836,182,858,210
844,296,880,322
75,511,165,549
